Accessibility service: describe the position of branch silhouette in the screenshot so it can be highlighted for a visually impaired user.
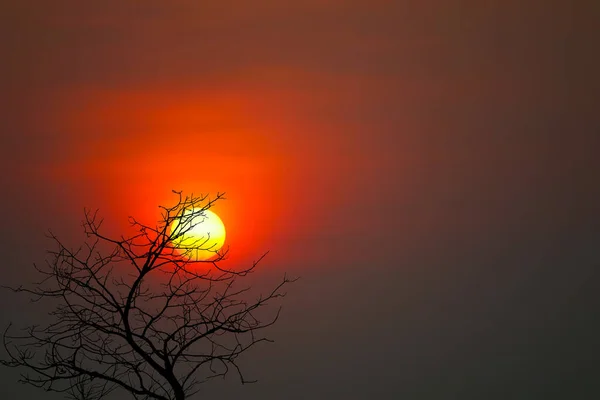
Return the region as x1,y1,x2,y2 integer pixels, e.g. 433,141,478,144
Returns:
2,191,295,400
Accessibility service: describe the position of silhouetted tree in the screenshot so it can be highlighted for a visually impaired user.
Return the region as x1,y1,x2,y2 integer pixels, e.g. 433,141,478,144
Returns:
1,191,294,400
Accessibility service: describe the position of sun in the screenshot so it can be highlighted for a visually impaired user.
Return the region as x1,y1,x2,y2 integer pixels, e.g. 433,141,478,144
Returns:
170,208,226,261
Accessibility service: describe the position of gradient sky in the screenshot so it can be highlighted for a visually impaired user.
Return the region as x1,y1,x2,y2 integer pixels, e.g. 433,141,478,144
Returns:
1,1,599,399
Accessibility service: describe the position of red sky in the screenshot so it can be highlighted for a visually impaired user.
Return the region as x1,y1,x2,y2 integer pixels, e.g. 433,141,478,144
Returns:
1,1,599,398
7,1,594,266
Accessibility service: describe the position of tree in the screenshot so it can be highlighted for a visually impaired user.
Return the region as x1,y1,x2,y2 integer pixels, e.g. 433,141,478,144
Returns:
1,191,294,400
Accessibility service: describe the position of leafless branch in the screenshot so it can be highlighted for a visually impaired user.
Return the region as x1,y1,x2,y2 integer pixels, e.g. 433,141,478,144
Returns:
1,191,296,400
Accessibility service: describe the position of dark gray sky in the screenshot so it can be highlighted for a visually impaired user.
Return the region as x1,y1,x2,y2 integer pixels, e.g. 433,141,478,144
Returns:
1,1,599,399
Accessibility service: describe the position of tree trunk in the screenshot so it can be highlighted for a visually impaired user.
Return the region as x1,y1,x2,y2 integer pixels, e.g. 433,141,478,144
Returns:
174,387,185,400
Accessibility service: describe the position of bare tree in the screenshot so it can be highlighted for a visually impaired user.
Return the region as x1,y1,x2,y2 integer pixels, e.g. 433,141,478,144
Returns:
1,191,294,400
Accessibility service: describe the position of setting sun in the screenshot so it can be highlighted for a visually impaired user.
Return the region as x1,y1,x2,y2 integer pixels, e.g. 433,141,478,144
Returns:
170,208,226,261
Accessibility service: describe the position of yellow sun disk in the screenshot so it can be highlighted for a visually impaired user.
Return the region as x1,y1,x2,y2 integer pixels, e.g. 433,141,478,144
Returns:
170,209,226,261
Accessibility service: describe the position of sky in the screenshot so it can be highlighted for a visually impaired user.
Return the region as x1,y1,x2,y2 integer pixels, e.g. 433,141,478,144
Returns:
1,1,599,399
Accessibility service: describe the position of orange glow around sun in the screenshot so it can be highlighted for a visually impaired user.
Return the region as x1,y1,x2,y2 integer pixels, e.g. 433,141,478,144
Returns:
44,86,291,267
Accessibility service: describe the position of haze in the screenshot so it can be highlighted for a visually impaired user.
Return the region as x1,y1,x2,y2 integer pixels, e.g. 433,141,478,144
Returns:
1,1,599,399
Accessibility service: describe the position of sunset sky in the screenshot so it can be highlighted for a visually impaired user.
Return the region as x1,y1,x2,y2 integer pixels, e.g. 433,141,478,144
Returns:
1,1,599,399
